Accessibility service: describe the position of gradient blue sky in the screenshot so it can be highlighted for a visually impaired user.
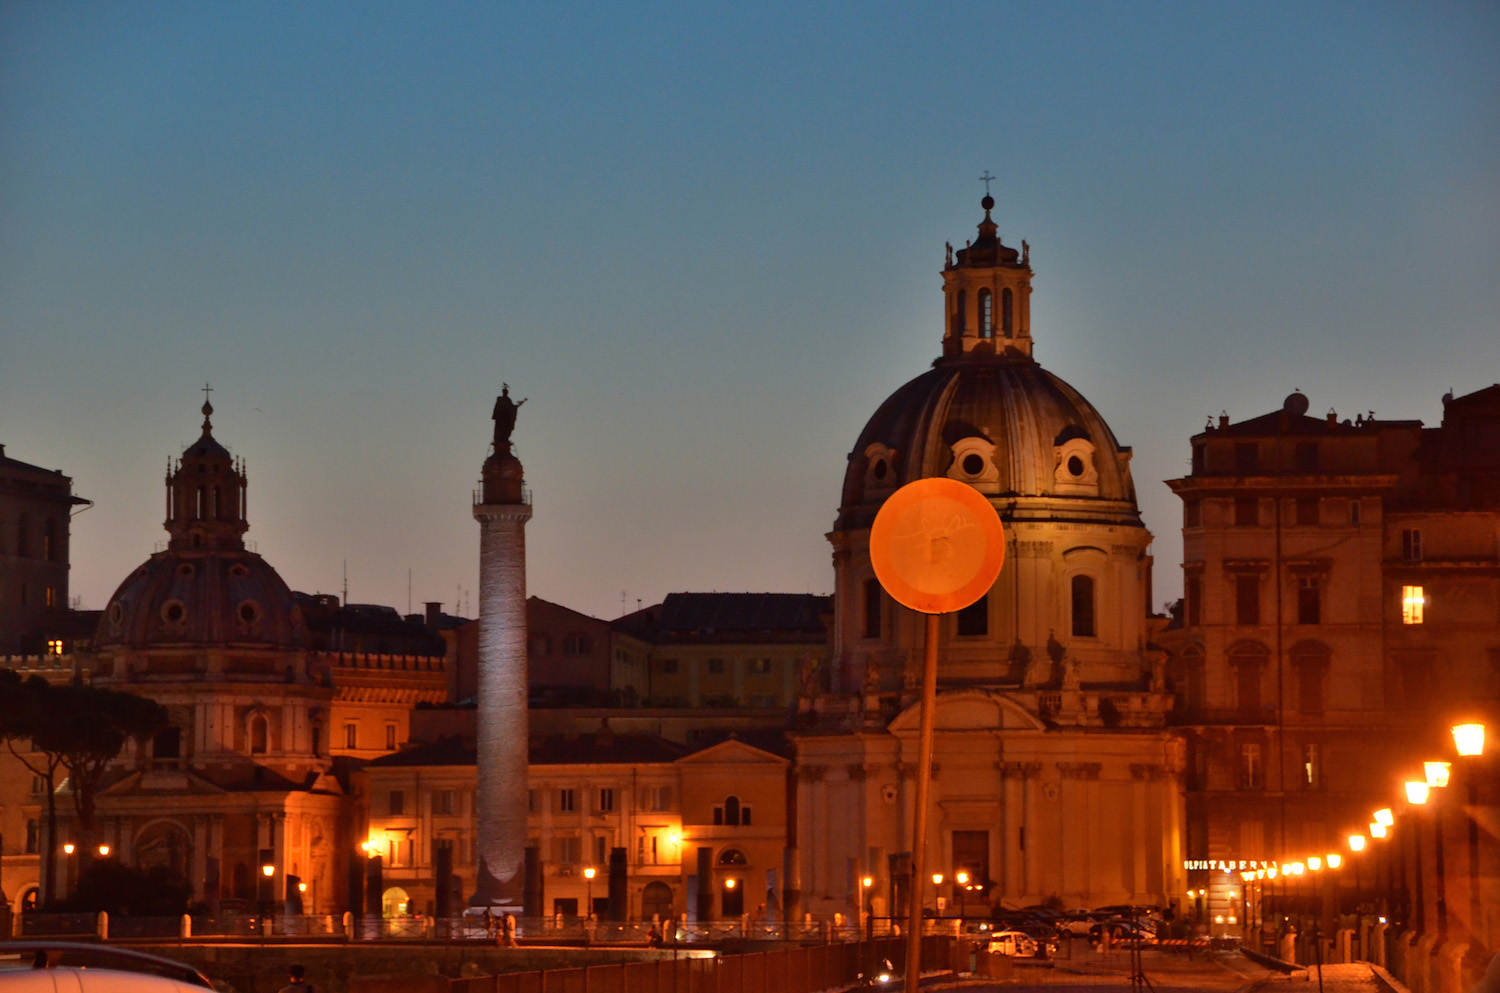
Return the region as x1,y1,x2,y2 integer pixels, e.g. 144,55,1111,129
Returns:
3,2,1497,622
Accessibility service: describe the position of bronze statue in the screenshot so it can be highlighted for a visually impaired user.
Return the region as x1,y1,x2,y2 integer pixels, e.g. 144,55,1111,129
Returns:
491,384,527,449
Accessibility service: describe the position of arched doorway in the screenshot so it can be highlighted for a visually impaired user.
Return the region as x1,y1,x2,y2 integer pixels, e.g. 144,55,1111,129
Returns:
20,888,39,914
382,886,411,917
641,881,673,920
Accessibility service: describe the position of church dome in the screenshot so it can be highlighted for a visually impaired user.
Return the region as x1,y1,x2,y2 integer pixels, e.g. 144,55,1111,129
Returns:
95,548,304,650
836,198,1140,532
94,397,305,651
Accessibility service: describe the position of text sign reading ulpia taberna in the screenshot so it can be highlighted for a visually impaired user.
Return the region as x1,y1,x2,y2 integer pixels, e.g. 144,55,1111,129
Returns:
1182,859,1276,871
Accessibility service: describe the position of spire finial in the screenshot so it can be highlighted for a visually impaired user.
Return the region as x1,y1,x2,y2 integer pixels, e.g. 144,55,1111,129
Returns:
979,171,995,196
201,383,214,431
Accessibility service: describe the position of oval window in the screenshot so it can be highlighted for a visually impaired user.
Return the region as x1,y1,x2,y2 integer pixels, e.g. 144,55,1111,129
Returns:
872,459,887,481
963,453,985,475
177,563,195,577
238,601,261,624
161,601,186,624
1068,455,1085,477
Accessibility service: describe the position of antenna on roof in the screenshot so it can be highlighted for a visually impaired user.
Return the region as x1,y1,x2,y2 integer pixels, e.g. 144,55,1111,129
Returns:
342,560,349,605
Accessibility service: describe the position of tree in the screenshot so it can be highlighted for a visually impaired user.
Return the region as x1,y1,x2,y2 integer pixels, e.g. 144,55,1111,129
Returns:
0,672,167,905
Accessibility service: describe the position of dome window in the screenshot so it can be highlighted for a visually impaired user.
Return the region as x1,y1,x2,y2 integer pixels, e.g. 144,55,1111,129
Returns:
177,563,195,577
862,443,898,496
977,289,993,338
946,436,999,493
238,600,262,626
161,600,187,625
1053,436,1100,494
229,563,250,577
1001,287,1014,335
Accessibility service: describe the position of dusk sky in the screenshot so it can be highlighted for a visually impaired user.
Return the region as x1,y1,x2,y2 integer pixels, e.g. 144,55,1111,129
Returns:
3,2,1497,623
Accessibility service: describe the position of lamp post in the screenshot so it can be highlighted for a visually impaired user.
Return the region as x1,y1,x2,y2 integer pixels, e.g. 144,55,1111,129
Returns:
1425,761,1452,938
1348,834,1365,920
862,876,874,941
954,870,969,922
931,873,944,923
1406,780,1430,934
583,865,596,919
1453,722,1485,947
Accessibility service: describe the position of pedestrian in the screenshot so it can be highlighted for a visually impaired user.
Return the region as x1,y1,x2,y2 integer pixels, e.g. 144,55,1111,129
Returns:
278,964,317,993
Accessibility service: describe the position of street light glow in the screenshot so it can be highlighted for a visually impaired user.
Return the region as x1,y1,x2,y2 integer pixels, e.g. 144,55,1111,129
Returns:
583,866,596,880
1327,854,1342,869
97,845,110,856
1348,834,1366,852
1308,857,1321,871
262,864,275,877
955,870,969,885
1406,780,1430,805
1371,822,1388,839
932,873,943,885
862,876,873,888
1425,761,1451,788
62,843,74,854
1453,723,1486,757
1375,808,1394,827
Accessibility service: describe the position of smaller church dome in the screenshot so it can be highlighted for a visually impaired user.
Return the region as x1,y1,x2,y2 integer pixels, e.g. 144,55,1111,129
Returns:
94,398,305,651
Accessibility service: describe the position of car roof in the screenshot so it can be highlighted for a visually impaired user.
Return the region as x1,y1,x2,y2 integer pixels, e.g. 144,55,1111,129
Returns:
0,943,215,990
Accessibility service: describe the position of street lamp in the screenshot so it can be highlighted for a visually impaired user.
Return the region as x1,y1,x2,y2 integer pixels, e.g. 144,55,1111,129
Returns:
62,843,74,855
96,845,109,857
862,876,874,940
583,866,596,919
1453,722,1486,944
954,870,970,921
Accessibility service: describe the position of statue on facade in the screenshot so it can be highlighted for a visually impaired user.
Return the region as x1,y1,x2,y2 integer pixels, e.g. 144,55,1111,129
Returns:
492,385,528,450
862,658,881,695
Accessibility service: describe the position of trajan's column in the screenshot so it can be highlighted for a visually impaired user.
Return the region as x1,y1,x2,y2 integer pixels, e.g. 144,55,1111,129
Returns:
470,386,532,913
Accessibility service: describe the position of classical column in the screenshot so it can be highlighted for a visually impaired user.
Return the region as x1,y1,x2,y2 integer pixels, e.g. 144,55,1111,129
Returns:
470,391,532,913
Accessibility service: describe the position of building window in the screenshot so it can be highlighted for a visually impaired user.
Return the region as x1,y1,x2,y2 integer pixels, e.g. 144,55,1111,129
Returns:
553,835,580,865
749,658,772,675
249,715,269,755
1234,498,1259,526
863,579,882,639
659,658,679,675
389,789,405,816
1295,498,1319,526
1297,662,1325,716
558,789,576,813
1185,576,1201,627
44,586,56,608
598,788,615,813
1229,643,1267,717
435,790,456,816
344,724,358,749
25,819,39,854
1184,500,1201,528
1402,528,1422,561
1235,444,1259,473
952,289,966,332
153,726,181,760
385,724,397,750
1402,585,1425,625
1294,443,1319,471
564,634,592,655
714,795,750,826
1001,287,1014,334
46,639,64,656
1239,743,1263,789
1301,743,1323,789
1235,574,1260,625
956,594,988,637
646,785,672,812
1070,576,1095,638
528,790,537,814
706,658,725,675
1297,577,1321,625
593,835,608,866
977,288,993,337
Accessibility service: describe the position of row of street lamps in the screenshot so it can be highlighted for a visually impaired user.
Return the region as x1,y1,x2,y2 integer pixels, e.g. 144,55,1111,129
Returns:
1232,721,1486,945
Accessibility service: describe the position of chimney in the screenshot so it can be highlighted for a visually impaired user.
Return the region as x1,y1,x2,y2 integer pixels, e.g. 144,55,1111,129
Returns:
425,601,442,628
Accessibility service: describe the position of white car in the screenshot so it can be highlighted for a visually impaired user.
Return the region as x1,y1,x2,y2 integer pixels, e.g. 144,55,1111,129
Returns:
0,944,215,991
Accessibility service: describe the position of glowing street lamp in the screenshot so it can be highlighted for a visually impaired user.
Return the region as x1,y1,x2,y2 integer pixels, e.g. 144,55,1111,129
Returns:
262,864,275,877
1406,780,1431,805
1348,835,1366,852
1327,854,1341,869
62,843,74,855
584,865,597,918
1371,822,1387,839
1375,808,1394,827
1425,762,1451,789
1453,724,1486,757
1308,857,1322,871
97,845,110,857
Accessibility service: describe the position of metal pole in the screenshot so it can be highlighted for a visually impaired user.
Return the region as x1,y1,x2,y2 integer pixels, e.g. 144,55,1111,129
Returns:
904,613,941,993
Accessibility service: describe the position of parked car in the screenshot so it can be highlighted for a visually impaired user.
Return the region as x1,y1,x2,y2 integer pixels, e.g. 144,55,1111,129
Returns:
985,930,1041,958
1088,919,1158,943
0,943,216,991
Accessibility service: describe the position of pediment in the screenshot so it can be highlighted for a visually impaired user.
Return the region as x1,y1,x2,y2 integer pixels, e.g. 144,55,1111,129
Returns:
101,768,228,797
678,739,788,766
888,688,1046,733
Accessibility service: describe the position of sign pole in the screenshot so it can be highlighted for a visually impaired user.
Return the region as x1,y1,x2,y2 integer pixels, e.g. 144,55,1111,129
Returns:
905,611,941,993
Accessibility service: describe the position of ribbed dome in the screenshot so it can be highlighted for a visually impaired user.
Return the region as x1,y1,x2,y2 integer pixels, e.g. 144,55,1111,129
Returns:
96,549,304,650
837,354,1139,530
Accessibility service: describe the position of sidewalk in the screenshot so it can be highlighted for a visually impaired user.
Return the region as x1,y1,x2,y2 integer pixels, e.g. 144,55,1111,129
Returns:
1243,962,1408,993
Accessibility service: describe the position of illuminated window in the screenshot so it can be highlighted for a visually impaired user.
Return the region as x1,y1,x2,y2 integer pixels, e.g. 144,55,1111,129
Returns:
1301,744,1322,789
1402,586,1425,625
978,289,993,337
44,587,56,608
46,639,64,656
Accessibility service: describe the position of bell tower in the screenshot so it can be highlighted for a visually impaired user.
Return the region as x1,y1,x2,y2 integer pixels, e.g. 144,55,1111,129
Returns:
940,194,1034,360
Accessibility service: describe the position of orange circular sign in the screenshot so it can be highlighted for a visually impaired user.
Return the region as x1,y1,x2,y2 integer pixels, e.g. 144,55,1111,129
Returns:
869,477,1006,615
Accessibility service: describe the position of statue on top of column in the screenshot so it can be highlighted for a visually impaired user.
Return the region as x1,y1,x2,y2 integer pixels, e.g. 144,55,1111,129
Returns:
492,385,528,450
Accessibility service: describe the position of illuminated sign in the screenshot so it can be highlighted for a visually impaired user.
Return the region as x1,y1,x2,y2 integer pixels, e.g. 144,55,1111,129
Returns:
1182,859,1274,872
